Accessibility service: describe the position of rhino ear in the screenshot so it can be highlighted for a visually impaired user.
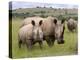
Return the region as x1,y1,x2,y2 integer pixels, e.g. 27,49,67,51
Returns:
39,20,43,26
53,19,57,24
31,20,35,26
61,19,65,24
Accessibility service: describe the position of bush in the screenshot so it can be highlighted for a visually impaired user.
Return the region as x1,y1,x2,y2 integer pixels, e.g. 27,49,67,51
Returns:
57,15,63,20
73,17,78,21
40,11,46,14
36,6,40,8
40,14,47,18
12,12,37,19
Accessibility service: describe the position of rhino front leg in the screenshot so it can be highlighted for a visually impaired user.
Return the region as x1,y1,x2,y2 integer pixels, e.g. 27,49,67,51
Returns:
39,41,43,49
46,39,53,47
51,39,55,46
46,37,52,47
51,36,55,46
26,40,32,50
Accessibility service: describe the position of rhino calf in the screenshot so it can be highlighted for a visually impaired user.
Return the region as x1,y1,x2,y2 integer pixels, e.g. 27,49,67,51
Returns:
18,20,43,49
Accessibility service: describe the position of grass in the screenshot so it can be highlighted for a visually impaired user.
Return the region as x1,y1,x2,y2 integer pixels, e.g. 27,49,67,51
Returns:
11,19,78,59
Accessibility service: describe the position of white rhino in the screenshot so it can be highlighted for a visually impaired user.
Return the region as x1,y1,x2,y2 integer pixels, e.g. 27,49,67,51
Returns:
67,18,77,32
18,20,43,49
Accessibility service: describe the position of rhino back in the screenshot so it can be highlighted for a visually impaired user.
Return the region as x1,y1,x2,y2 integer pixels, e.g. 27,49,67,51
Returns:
41,18,55,36
18,24,33,42
21,17,44,27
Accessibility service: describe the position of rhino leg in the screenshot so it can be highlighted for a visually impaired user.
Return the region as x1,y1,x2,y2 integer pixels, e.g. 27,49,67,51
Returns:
39,41,43,49
46,37,52,47
50,36,55,46
18,40,22,48
51,39,55,46
32,40,36,45
26,40,32,50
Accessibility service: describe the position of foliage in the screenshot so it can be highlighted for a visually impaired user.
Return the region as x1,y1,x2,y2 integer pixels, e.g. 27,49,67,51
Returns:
11,8,78,20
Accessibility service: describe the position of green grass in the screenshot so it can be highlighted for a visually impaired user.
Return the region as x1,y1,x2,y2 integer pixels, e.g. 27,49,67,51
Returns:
11,19,78,59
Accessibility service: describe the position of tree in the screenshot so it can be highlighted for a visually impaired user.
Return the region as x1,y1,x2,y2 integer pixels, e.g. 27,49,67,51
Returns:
36,6,40,8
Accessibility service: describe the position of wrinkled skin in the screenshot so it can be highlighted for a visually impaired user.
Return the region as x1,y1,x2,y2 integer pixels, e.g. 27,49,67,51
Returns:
18,20,43,50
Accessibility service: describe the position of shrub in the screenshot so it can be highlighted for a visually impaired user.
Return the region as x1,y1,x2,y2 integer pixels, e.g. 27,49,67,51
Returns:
73,17,78,21
40,14,47,18
40,11,46,14
57,15,63,20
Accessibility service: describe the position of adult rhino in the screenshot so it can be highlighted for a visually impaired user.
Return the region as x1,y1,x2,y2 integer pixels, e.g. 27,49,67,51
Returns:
67,18,77,32
18,20,43,49
20,16,44,27
41,17,65,46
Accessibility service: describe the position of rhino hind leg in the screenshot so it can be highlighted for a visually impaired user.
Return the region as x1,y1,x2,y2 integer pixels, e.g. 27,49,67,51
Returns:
18,40,22,48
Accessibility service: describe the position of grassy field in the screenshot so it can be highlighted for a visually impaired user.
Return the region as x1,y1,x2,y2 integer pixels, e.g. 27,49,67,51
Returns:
12,19,78,59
